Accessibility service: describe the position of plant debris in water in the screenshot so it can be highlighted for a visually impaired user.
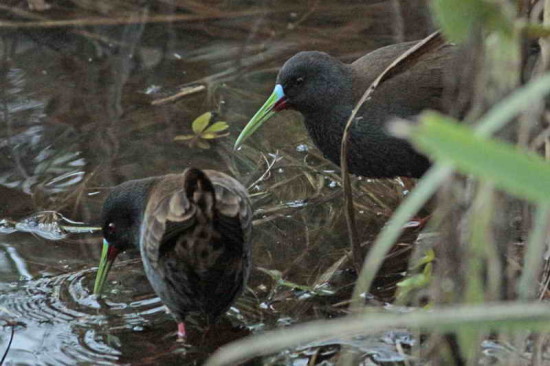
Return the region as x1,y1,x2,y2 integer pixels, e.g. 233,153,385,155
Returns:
0,211,100,240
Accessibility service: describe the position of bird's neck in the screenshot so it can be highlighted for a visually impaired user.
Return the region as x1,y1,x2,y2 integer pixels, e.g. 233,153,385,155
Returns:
302,103,406,177
302,104,353,166
125,177,159,250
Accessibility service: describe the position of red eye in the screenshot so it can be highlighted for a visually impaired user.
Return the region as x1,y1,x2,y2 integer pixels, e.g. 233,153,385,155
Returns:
107,222,116,235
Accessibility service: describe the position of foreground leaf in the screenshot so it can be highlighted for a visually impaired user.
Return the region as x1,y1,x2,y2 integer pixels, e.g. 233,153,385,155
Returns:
431,0,511,42
205,302,550,366
412,112,550,203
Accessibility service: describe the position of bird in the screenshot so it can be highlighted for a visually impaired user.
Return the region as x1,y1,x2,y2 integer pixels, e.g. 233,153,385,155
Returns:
93,168,253,340
234,40,456,178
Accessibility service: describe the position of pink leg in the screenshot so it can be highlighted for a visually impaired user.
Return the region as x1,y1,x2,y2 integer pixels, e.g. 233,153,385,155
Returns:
177,322,186,340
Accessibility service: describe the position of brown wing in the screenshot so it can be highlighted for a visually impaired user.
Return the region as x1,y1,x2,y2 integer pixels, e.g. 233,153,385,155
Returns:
141,168,251,272
140,172,197,272
350,41,456,117
139,168,252,318
204,169,253,249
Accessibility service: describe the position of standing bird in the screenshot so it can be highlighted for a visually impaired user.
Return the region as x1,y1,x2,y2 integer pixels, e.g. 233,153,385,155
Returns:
235,40,456,178
93,168,252,339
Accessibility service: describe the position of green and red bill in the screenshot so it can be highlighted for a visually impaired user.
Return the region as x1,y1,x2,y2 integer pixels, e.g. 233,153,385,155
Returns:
93,239,120,295
234,84,287,149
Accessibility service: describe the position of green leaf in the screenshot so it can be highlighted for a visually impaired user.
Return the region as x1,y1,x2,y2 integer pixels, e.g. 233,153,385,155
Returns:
396,257,433,303
414,249,435,269
173,134,195,141
196,139,211,149
202,132,230,140
475,72,550,137
192,112,212,134
430,0,511,43
413,112,550,203
204,121,229,133
522,23,550,38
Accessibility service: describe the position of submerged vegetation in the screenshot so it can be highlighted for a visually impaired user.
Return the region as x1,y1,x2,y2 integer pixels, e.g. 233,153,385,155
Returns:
0,0,549,365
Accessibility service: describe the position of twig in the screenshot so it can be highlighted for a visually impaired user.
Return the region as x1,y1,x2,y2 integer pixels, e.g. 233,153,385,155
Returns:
247,152,282,190
0,4,384,29
151,85,206,105
396,341,411,366
0,4,128,47
529,125,550,149
339,31,445,273
0,324,15,365
0,10,270,28
26,0,50,11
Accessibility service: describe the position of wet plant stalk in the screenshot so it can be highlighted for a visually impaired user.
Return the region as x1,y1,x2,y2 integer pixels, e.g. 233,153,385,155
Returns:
518,204,550,300
339,30,444,273
347,163,452,311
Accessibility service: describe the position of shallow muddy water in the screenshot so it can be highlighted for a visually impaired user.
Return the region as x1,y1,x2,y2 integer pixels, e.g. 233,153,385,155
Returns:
0,1,433,364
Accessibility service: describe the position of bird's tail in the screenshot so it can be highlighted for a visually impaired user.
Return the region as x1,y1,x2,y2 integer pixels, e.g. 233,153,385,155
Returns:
183,167,216,216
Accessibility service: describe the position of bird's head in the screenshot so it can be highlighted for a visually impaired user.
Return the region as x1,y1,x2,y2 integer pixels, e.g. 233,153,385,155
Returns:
93,178,155,296
234,51,351,149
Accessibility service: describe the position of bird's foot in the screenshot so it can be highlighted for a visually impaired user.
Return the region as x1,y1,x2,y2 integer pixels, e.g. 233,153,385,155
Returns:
176,322,186,342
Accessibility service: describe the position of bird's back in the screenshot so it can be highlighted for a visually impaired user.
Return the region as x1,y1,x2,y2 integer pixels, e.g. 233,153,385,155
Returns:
350,40,455,112
139,169,252,323
345,41,456,177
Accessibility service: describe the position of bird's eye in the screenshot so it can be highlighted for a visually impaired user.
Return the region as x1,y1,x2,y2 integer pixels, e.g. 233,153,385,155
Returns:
107,222,116,235
295,77,304,86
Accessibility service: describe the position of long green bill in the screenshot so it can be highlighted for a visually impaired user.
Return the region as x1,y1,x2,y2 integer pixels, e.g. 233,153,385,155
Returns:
93,239,116,295
234,84,285,149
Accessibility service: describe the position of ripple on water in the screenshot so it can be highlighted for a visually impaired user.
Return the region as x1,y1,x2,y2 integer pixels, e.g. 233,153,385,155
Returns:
0,264,165,365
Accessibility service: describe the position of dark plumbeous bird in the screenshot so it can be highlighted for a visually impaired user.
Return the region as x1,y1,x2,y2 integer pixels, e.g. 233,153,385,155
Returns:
93,168,252,340
235,40,456,178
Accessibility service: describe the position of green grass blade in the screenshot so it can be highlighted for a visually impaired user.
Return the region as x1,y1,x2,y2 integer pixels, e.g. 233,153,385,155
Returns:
412,113,550,203
475,72,550,137
348,163,454,312
205,302,550,366
517,204,550,300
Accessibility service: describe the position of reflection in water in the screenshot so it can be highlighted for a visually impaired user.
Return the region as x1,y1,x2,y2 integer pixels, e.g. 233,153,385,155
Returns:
0,0,434,364
1,268,120,365
1,244,32,280
1,261,263,365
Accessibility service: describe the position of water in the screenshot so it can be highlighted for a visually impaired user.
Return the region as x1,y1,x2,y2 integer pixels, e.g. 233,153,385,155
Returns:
0,1,432,364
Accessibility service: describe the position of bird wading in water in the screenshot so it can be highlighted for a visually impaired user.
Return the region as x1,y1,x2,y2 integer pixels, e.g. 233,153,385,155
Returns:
93,168,252,340
235,40,455,178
